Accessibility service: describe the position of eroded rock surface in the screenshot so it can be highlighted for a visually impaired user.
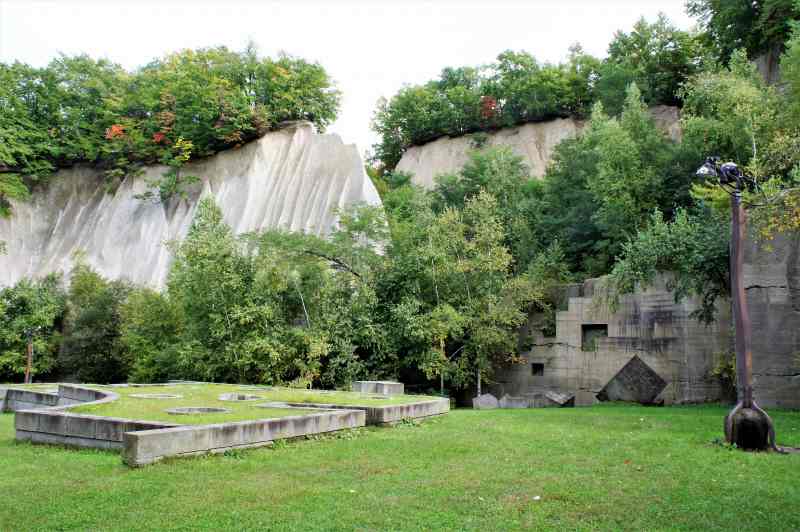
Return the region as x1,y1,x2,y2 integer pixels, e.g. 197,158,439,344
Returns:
396,107,681,189
0,122,380,288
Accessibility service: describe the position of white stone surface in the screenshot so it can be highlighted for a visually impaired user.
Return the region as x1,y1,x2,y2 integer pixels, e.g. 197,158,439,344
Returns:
397,118,584,189
0,122,381,288
395,107,681,189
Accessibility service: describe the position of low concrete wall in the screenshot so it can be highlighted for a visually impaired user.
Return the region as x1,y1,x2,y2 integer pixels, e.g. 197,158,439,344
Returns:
16,410,177,450
123,409,366,466
11,385,175,450
287,397,450,424
3,389,60,412
11,383,450,466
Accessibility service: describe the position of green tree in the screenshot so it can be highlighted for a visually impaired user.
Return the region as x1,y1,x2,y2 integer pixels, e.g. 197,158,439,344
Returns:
687,0,800,63
59,262,132,383
597,15,708,112
605,207,730,324
0,275,65,381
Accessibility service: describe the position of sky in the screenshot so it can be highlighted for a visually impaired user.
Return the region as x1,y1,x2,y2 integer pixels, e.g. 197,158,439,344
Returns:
0,0,696,156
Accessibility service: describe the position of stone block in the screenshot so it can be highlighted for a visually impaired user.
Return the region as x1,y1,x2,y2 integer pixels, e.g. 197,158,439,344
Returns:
499,395,531,408
351,381,405,396
472,393,499,410
597,355,667,404
545,391,575,407
123,409,367,466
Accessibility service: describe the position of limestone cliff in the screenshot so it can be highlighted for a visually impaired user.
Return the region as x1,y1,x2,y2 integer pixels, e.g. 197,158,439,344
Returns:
396,106,681,189
0,122,380,288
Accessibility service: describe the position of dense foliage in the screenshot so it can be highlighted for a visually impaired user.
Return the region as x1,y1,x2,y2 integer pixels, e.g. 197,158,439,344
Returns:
371,16,704,169
0,45,340,213
5,5,800,392
0,275,64,381
59,261,132,383
687,0,800,63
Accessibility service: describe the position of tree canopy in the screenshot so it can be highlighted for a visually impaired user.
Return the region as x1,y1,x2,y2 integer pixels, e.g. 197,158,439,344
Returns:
0,45,340,214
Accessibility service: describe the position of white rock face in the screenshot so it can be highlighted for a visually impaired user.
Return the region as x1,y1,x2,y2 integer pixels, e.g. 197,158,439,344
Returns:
0,122,380,288
397,118,584,189
395,107,681,189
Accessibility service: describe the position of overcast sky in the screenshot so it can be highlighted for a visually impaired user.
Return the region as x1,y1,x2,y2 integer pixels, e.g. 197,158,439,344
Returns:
0,0,695,155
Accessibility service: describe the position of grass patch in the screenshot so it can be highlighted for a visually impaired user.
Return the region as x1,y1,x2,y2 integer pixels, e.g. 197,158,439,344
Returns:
1,404,799,530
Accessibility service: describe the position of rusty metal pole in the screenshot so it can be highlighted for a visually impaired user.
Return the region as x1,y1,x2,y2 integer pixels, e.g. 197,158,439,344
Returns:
725,179,779,450
730,191,753,408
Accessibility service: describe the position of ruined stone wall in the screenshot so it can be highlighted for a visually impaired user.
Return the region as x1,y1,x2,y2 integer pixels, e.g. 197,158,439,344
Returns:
491,276,732,406
491,229,800,408
745,231,800,407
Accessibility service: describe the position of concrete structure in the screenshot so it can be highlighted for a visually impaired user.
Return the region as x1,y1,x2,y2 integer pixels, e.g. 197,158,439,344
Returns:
351,381,405,396
745,230,800,407
0,122,381,288
395,107,681,189
280,398,450,425
123,408,366,466
490,228,800,409
490,276,732,407
6,383,449,466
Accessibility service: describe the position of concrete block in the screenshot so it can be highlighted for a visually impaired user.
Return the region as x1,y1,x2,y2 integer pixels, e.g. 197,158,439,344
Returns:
64,415,98,438
351,381,405,395
499,395,532,408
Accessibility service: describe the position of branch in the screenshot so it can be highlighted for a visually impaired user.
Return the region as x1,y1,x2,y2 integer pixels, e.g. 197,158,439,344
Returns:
303,250,361,278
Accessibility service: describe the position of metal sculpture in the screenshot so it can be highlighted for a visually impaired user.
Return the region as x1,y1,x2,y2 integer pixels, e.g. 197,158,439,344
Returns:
696,157,780,451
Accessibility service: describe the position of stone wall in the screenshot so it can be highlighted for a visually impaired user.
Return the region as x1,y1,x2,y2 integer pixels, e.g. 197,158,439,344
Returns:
491,229,800,409
745,230,800,407
490,276,732,407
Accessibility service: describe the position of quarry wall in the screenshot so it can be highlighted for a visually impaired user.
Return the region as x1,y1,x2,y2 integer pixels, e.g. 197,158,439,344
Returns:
396,106,681,188
0,122,380,288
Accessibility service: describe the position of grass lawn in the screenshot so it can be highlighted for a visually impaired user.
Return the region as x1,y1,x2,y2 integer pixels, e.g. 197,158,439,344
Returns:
1,404,799,531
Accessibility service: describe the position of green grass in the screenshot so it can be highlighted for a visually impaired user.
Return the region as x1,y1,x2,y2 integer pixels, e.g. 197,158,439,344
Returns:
1,404,800,530
59,383,435,425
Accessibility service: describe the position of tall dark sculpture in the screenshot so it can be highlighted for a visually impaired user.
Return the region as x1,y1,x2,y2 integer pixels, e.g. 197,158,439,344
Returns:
696,157,779,451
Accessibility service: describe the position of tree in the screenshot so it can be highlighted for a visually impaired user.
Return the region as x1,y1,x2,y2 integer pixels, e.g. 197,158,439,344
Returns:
598,15,708,112
605,207,730,324
0,46,341,212
434,146,543,271
687,0,800,63
0,275,65,381
539,85,691,276
59,261,132,383
382,186,542,392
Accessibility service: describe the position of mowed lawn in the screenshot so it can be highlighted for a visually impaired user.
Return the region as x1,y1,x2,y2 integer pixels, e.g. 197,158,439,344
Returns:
1,404,799,531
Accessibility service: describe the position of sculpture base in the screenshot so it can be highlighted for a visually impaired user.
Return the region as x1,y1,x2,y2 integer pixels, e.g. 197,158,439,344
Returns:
724,404,775,451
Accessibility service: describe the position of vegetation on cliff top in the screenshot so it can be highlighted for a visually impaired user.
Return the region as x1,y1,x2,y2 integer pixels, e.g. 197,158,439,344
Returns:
370,15,707,170
0,44,340,215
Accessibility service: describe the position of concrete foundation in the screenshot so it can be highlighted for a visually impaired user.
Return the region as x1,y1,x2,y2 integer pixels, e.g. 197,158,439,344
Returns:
7,383,449,466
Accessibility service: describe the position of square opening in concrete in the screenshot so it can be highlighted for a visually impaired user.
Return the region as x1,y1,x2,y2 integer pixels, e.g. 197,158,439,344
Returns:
582,324,608,351
531,363,544,376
